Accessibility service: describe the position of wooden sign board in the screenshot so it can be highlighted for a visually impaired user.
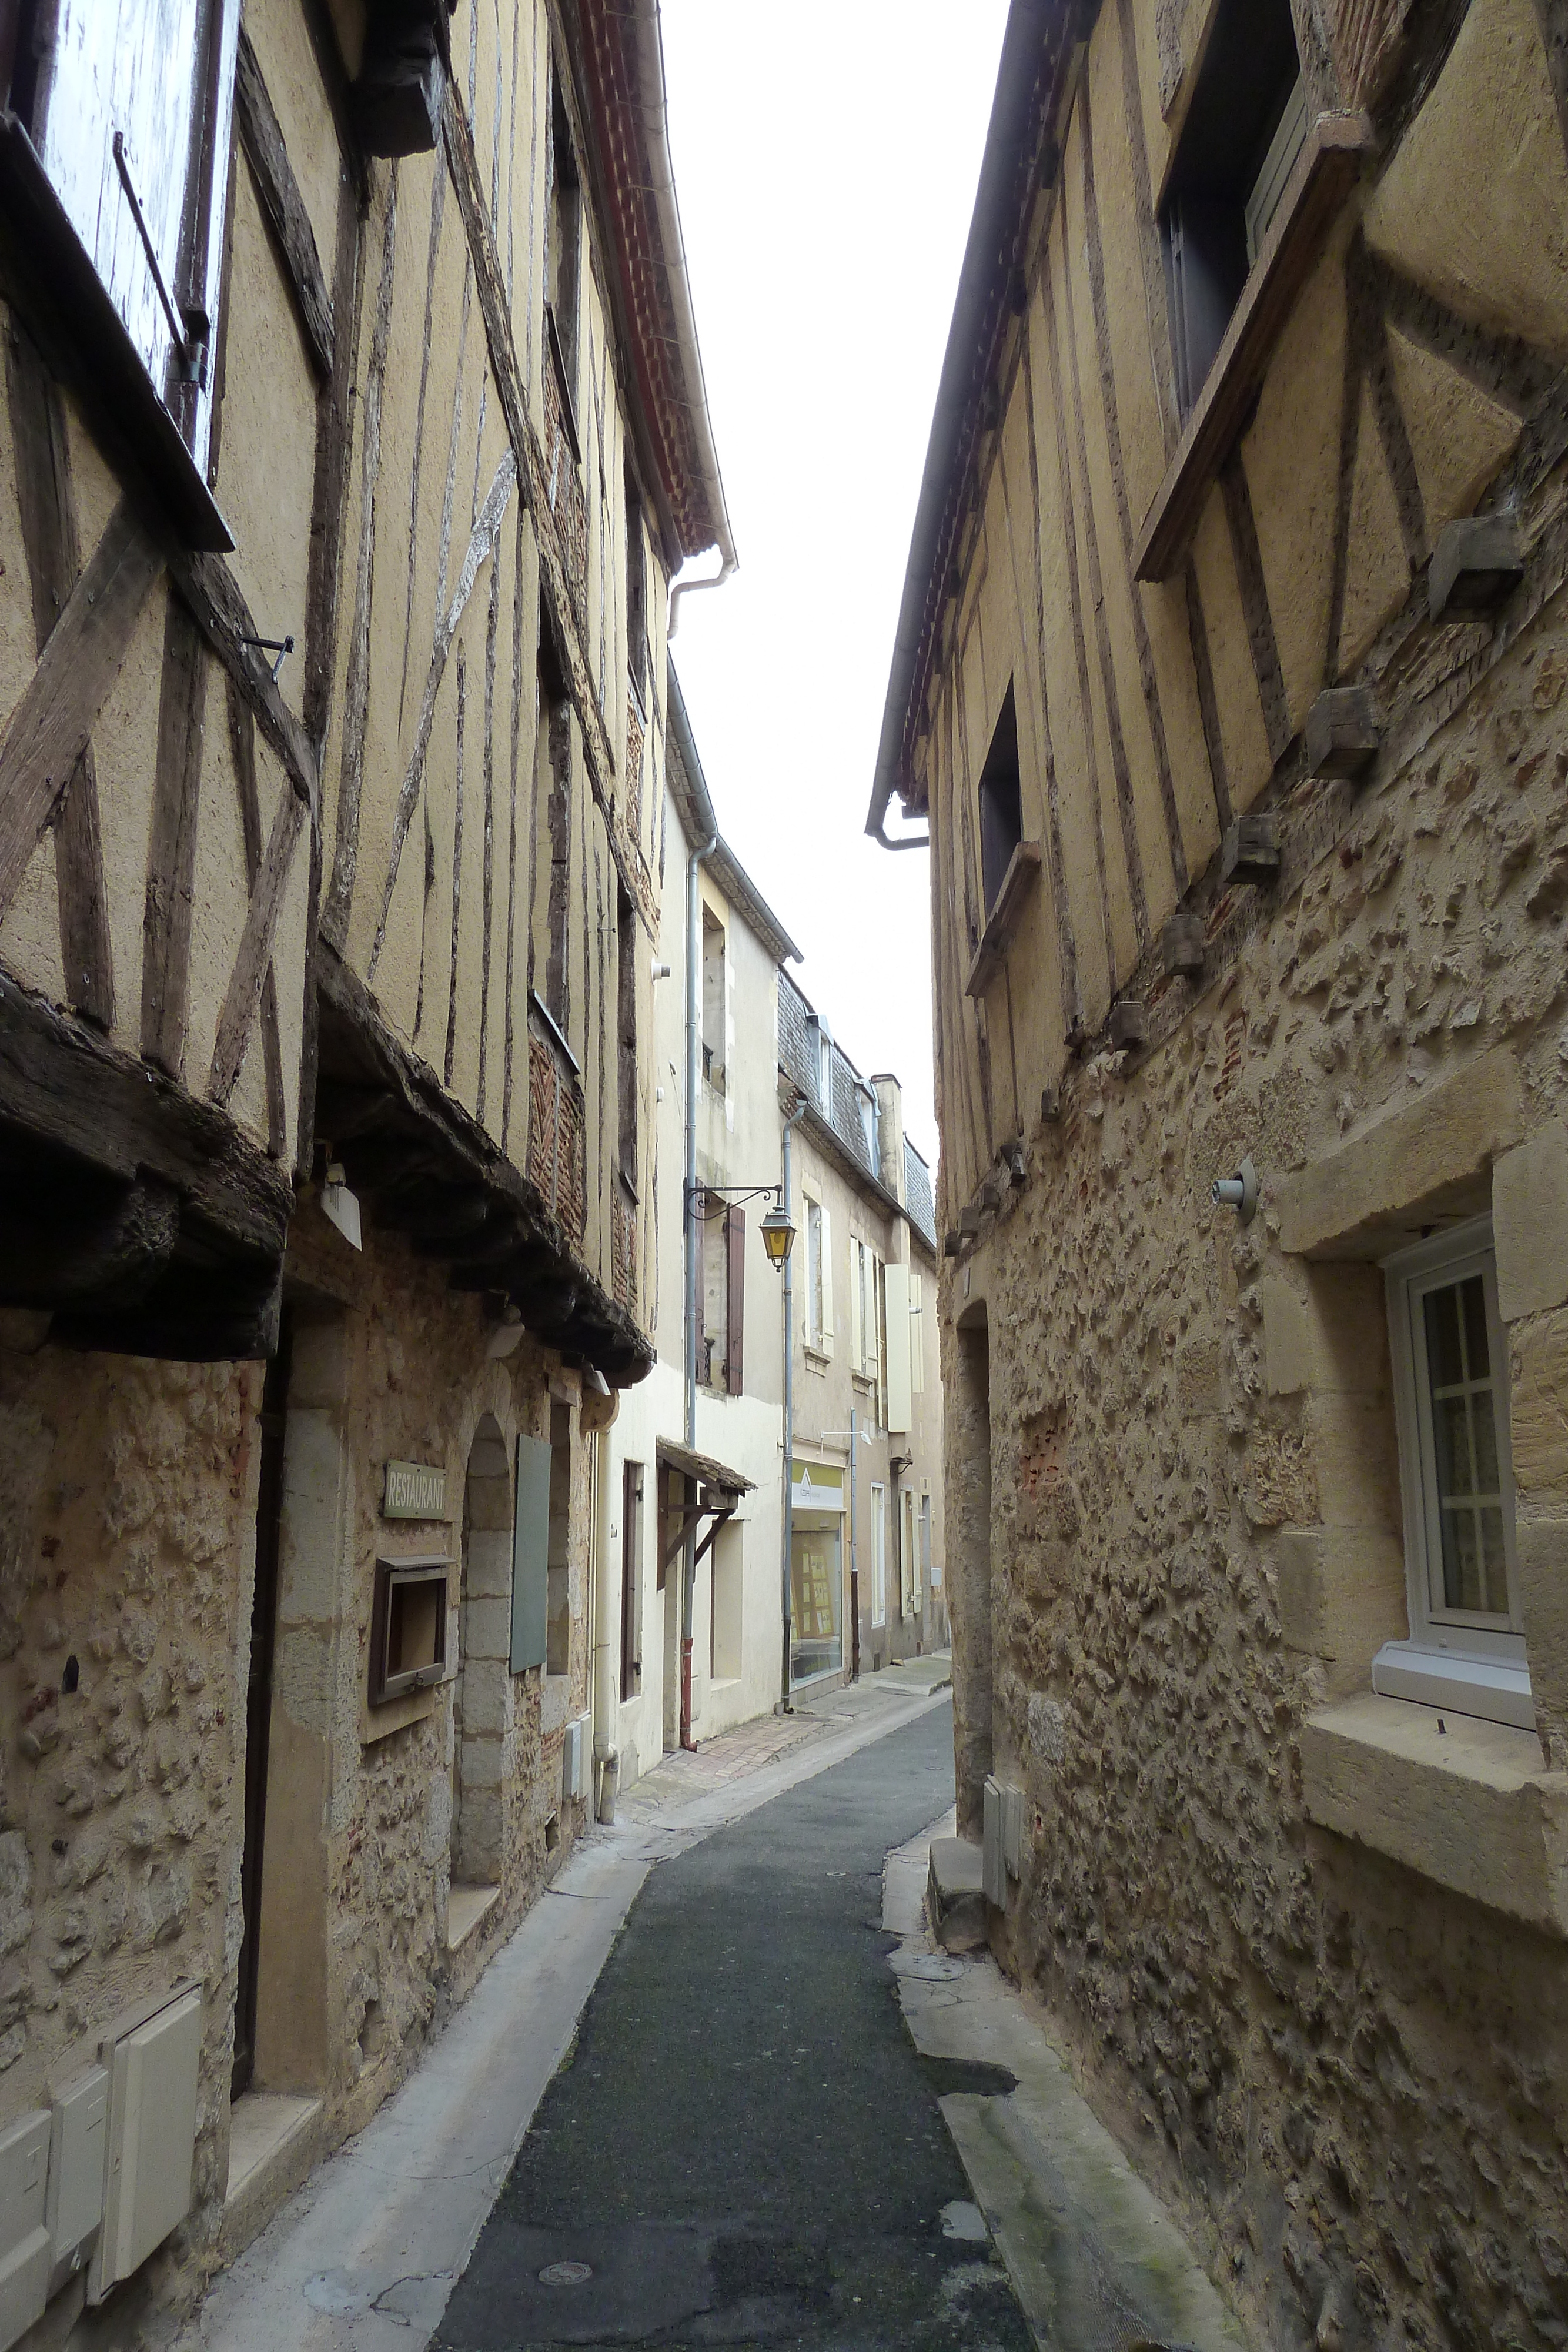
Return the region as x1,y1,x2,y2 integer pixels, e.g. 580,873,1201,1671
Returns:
382,1460,447,1521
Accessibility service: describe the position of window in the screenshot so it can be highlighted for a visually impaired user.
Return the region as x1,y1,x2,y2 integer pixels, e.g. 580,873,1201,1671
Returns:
1379,1221,1529,1726
977,684,1024,916
921,1491,937,1591
9,0,239,472
810,1015,833,1110
900,1488,917,1620
617,886,637,1189
545,66,580,403
1160,0,1305,417
910,1271,925,1395
626,468,647,706
870,1484,887,1628
701,910,726,1091
849,1237,882,1406
804,1195,833,1354
534,630,572,1034
700,1194,744,1394
858,1084,878,1168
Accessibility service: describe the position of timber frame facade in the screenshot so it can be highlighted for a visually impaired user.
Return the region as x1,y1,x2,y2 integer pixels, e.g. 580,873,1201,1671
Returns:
876,2,1568,2348
0,0,729,2334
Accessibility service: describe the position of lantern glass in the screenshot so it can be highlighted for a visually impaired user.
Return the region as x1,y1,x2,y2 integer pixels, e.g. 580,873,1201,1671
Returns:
760,1202,795,1268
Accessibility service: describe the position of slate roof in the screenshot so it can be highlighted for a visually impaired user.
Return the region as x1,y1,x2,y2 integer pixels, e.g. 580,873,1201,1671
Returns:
777,972,937,1253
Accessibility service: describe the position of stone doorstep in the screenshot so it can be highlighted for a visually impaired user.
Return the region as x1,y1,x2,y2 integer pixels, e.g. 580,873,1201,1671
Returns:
447,1883,503,1953
885,1821,1249,2352
929,1834,987,1953
221,2093,325,2267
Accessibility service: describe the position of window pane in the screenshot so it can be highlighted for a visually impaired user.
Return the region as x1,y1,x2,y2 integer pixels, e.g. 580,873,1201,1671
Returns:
1478,1508,1509,1613
1422,1282,1465,1388
1432,1394,1472,1498
1460,1274,1490,1379
1473,1394,1499,1496
1439,1505,1483,1613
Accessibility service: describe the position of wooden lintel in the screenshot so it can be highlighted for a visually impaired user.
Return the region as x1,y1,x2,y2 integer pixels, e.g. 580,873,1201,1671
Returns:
0,1175,180,1310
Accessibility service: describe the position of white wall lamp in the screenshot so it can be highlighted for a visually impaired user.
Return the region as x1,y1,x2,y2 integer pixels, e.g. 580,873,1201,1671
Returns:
321,1160,363,1250
652,960,672,981
1211,1157,1259,1224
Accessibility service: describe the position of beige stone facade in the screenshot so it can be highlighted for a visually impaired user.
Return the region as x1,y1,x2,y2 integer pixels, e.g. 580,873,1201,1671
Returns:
874,1,1568,2347
0,0,727,2337
777,975,947,1683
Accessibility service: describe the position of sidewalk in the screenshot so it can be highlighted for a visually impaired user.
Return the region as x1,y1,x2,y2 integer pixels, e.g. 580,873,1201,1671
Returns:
884,1812,1251,2352
175,1673,952,2352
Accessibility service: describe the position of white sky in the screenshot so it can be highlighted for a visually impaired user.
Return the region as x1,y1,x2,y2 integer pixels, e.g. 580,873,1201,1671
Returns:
658,2,1010,1170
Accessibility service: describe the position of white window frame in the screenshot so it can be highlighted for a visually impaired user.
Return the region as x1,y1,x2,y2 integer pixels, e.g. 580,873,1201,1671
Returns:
803,1190,832,1357
870,1483,886,1628
1378,1216,1532,1728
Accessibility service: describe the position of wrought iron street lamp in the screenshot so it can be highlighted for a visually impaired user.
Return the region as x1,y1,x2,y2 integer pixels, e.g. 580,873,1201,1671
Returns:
758,1200,795,1269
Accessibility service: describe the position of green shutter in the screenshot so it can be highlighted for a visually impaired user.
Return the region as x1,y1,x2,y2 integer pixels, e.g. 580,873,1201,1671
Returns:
511,1432,552,1672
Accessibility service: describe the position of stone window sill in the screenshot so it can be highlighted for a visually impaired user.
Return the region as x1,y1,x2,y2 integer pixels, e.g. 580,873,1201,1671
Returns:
1300,1693,1567,1937
1370,1638,1533,1731
447,1882,502,1952
803,1342,833,1370
1134,112,1374,583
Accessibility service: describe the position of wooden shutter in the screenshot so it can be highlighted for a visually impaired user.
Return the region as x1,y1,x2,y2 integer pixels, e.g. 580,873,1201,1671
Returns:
510,1432,552,1671
884,1262,912,1434
725,1204,745,1394
910,1271,924,1395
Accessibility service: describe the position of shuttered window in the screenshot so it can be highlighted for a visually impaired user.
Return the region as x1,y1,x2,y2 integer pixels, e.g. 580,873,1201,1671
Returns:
24,0,238,472
724,1203,745,1395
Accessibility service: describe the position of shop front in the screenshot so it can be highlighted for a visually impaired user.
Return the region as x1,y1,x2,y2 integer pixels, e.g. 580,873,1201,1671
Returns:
790,1460,845,1685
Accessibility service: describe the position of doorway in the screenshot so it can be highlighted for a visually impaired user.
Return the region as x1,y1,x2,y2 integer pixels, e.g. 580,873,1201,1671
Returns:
620,1459,643,1702
452,1416,511,1906
233,1310,292,2100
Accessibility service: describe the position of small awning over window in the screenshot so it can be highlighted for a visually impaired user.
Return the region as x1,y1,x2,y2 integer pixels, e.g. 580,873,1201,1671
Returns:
656,1440,753,1576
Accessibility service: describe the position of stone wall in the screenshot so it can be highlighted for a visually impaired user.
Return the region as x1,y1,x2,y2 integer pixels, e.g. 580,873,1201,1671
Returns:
0,1335,260,2305
956,596,1568,2352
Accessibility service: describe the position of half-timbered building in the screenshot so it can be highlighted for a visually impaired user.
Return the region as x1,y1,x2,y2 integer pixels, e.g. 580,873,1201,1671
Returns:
0,0,728,2332
872,1,1568,2346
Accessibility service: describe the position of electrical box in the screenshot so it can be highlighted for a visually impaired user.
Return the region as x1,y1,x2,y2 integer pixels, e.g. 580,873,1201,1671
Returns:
47,2063,108,2294
561,1713,590,1802
88,1986,201,2305
982,1778,1024,1909
0,2109,51,2352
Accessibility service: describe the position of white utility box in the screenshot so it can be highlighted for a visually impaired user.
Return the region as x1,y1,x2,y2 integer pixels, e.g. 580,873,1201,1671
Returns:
46,2063,108,2294
0,2108,51,2352
561,1713,591,1802
88,1984,202,2305
982,1776,1024,1909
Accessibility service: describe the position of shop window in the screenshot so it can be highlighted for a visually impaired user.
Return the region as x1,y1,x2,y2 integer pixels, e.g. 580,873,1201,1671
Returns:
977,685,1023,914
790,1515,842,1683
8,0,239,471
368,1559,450,1705
1378,1221,1529,1727
1160,0,1305,417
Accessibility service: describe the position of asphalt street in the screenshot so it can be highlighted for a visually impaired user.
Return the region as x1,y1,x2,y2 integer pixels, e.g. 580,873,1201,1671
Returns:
433,1698,1032,2351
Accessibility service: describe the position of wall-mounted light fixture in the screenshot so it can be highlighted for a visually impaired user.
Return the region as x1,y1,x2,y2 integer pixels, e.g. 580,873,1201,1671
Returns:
321,1160,363,1250
652,960,672,981
1211,1157,1259,1225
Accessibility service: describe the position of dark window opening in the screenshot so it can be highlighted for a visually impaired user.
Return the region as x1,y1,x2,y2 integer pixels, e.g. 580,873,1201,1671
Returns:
546,67,581,401
620,1460,643,1702
1161,0,1304,417
617,885,637,1188
977,685,1023,917
626,469,647,704
535,613,571,1035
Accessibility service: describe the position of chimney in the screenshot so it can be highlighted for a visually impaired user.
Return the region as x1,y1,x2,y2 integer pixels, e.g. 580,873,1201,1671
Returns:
870,1074,905,1206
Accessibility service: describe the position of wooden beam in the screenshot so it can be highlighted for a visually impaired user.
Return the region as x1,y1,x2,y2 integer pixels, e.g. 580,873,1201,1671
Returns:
142,595,209,1078
0,1176,179,1309
225,680,287,1154
4,323,115,1027
0,499,162,917
167,548,319,818
52,1258,283,1363
234,28,334,381
0,973,293,1259
208,783,306,1106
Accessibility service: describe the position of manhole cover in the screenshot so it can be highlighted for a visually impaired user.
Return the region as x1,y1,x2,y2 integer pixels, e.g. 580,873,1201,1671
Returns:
539,2261,594,2287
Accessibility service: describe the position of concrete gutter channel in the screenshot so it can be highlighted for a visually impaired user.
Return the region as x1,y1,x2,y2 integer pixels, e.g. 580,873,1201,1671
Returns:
178,1654,1245,2352
885,1812,1249,2352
